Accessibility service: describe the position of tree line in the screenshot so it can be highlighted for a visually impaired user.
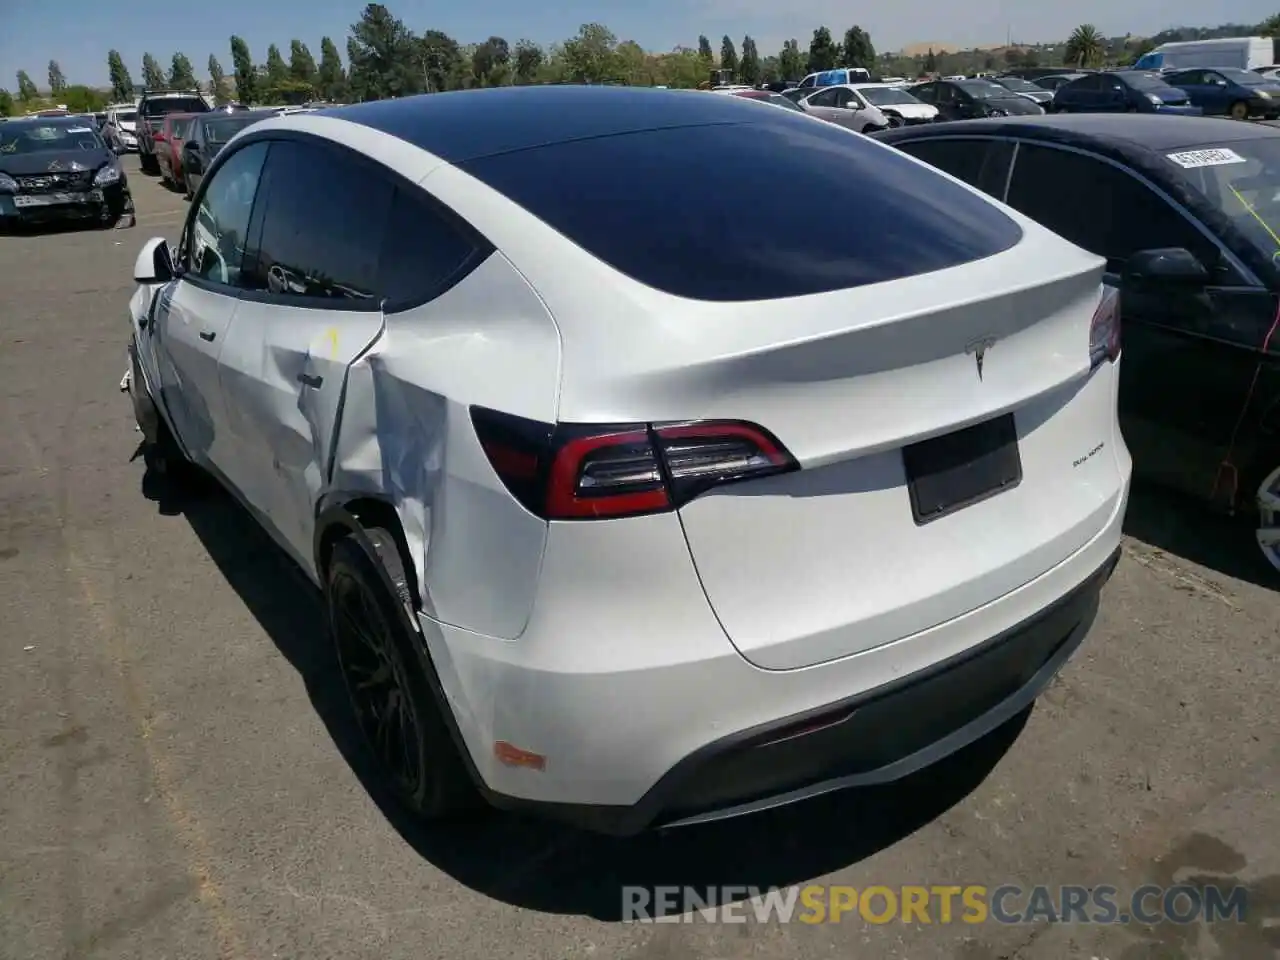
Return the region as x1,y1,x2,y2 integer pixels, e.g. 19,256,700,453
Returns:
4,4,1280,118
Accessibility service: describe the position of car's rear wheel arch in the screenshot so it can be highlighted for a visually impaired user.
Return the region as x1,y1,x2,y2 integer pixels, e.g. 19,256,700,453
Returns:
315,496,420,614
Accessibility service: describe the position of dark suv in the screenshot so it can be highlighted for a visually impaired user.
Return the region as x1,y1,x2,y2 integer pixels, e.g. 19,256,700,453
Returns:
136,89,209,175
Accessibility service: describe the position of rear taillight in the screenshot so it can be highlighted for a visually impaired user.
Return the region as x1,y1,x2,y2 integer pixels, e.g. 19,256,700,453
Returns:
471,407,798,520
1089,285,1121,370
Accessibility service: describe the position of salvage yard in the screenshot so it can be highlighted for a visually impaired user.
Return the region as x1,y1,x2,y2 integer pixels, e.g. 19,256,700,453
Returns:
1,156,1279,960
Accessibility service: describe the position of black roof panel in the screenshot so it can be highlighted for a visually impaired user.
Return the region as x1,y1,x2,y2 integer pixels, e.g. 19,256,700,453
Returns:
323,85,817,163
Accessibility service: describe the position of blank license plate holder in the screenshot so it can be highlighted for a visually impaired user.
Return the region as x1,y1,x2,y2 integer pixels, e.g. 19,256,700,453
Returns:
903,413,1021,524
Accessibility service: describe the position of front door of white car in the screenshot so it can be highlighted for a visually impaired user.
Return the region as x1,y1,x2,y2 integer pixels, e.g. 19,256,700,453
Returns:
214,138,394,571
156,139,272,468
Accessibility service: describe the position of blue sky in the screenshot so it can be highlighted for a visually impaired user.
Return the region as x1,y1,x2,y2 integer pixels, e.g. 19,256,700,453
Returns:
3,0,1277,87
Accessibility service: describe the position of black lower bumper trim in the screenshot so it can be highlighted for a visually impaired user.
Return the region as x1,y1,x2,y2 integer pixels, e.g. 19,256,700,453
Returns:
482,546,1121,836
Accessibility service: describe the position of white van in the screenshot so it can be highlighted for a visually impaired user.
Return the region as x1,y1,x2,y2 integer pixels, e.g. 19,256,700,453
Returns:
1134,36,1274,72
795,67,873,89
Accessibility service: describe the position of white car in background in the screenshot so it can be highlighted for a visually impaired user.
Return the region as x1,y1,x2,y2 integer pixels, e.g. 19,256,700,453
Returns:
125,86,1129,836
105,104,138,151
851,83,940,125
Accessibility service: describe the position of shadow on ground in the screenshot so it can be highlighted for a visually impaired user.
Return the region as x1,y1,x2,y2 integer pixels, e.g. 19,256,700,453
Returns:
1122,479,1279,591
141,471,1029,919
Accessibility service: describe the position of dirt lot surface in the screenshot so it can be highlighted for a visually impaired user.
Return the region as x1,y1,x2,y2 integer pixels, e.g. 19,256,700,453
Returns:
1,155,1277,960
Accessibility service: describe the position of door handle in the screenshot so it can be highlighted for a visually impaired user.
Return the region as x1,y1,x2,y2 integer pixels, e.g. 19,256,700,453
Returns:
297,373,323,388
198,330,216,341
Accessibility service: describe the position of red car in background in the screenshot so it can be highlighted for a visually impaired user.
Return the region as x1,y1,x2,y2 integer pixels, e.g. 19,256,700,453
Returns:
155,113,197,191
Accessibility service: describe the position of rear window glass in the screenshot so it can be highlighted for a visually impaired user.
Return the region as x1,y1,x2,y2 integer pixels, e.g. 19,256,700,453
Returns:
144,97,206,116
459,119,1022,301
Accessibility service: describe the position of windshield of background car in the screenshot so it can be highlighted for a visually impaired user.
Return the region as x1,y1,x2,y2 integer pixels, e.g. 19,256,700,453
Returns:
459,115,1022,301
115,109,137,123
956,80,1009,99
0,124,104,155
1122,72,1175,92
204,116,260,142
859,87,922,105
1171,139,1280,266
144,97,206,117
1214,67,1270,86
997,77,1042,93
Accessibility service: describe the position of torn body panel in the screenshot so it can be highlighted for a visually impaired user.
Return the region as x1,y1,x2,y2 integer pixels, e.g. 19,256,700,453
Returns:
328,252,561,641
216,299,386,574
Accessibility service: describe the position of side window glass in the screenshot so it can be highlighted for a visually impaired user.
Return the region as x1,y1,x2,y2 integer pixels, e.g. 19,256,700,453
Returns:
799,76,815,88
1006,145,1221,272
183,140,269,287
832,88,853,108
899,139,992,192
807,89,837,107
377,188,482,309
243,139,394,304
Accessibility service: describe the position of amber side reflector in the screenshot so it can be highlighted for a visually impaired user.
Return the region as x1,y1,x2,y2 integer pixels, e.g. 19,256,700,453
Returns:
494,741,546,771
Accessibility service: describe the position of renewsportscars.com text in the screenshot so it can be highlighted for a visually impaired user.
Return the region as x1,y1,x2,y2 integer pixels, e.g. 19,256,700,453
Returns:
622,884,1248,925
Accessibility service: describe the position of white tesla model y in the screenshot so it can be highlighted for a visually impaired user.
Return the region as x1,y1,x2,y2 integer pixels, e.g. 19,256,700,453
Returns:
125,86,1131,834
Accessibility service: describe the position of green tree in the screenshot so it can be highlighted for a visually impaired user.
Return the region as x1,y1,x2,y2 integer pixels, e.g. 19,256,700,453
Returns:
16,70,38,102
61,85,106,112
265,44,288,86
419,30,460,93
778,39,803,81
107,49,134,101
1064,24,1104,68
169,52,197,89
561,23,619,83
208,54,228,104
346,3,422,100
513,40,544,84
48,60,66,95
230,36,257,104
924,47,937,72
698,35,713,61
720,36,738,77
289,40,318,88
0,89,14,116
141,53,165,88
807,27,839,72
472,36,511,86
739,36,760,84
840,26,875,69
1260,13,1280,36
759,54,781,83
317,36,347,100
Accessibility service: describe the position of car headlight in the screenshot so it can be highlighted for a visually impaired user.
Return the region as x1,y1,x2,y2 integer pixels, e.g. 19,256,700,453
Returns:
1258,90,1273,99
987,107,1008,117
1148,94,1163,104
0,172,15,194
94,163,121,186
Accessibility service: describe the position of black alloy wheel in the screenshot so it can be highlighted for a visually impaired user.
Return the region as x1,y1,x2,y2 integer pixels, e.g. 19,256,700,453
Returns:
326,529,479,819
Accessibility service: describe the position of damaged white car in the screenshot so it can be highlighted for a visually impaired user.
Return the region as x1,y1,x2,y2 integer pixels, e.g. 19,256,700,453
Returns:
124,88,1130,835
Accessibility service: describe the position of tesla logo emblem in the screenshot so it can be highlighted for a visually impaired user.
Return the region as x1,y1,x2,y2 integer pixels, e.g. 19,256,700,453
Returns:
46,160,63,171
966,336,997,379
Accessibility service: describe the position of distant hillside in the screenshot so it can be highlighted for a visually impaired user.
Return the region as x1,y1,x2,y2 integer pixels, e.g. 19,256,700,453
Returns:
899,41,1006,56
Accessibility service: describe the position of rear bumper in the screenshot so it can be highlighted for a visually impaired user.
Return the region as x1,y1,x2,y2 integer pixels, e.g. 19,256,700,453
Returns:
419,463,1129,834
1154,104,1203,116
487,546,1117,835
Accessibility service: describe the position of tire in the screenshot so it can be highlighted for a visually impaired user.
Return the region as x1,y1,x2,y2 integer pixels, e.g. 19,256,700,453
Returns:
1229,100,1249,121
139,151,159,175
326,528,480,820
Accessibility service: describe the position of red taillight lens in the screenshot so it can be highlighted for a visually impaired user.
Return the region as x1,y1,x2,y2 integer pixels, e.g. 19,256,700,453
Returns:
1089,285,1121,370
470,407,798,521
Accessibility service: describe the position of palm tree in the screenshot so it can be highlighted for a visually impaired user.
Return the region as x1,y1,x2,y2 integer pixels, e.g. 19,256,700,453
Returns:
1064,24,1104,68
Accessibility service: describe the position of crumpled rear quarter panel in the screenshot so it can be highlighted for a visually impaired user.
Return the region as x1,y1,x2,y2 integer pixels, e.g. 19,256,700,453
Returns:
328,252,561,640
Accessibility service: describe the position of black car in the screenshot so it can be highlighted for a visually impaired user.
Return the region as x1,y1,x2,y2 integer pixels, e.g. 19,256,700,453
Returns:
136,88,209,175
909,78,1045,121
991,75,1055,107
874,115,1280,571
180,109,274,198
0,117,134,229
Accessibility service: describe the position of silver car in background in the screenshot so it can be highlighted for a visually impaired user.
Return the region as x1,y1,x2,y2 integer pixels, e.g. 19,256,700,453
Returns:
795,84,891,133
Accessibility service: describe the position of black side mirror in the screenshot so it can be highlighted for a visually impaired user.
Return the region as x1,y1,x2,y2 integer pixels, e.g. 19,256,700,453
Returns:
1122,247,1209,288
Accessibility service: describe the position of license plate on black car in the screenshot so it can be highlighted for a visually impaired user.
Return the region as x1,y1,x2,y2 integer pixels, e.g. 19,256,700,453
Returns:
903,413,1021,524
